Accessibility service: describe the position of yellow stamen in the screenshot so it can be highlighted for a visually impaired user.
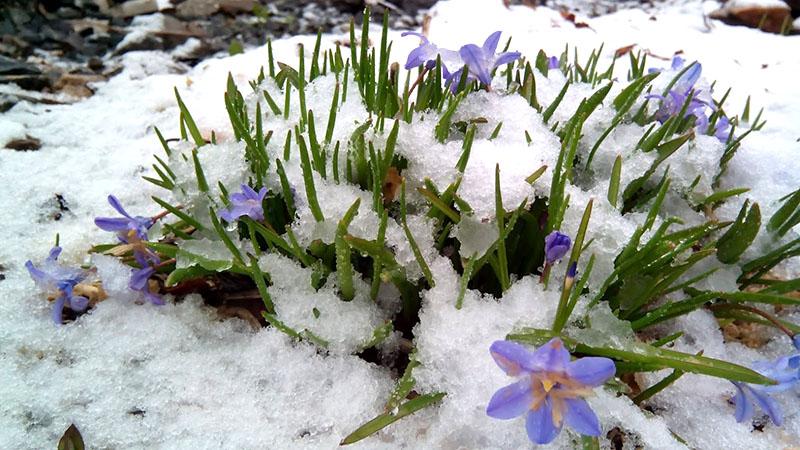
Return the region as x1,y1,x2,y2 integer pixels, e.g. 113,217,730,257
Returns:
542,379,556,392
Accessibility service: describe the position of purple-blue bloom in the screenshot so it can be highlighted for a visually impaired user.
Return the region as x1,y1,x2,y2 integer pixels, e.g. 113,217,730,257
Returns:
25,246,89,325
547,56,560,70
130,250,163,305
646,57,732,143
731,353,800,426
402,30,520,91
451,31,521,88
402,31,461,72
544,231,571,265
487,338,615,444
95,195,153,243
220,184,268,222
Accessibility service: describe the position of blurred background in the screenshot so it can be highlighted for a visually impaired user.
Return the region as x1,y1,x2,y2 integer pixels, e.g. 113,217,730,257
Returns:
1,0,797,115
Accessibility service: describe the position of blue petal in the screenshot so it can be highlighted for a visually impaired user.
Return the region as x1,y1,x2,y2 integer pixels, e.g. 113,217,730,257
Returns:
69,295,89,312
566,357,616,387
563,398,601,436
145,291,165,306
548,56,559,70
51,295,66,325
493,51,521,70
482,31,502,55
671,55,685,70
459,44,491,86
129,267,155,291
241,184,259,200
486,378,533,419
732,382,753,423
525,399,561,444
48,246,63,261
257,187,268,200
401,31,427,42
107,195,132,219
25,260,48,285
749,386,783,426
679,62,701,91
95,217,132,232
490,340,536,375
531,338,571,372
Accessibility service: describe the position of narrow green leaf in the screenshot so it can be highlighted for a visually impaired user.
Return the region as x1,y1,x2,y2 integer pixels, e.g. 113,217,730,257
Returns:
336,199,362,301
717,201,760,264
508,329,775,385
340,393,446,445
174,88,205,147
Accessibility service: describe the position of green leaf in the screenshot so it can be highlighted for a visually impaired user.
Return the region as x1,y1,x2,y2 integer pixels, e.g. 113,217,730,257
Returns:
58,424,85,450
176,248,233,272
359,321,393,351
608,155,622,208
340,393,446,445
174,88,205,147
767,188,800,236
716,201,760,264
385,355,420,412
612,71,659,114
166,265,215,287
508,329,776,385
151,197,204,231
535,49,549,76
336,199,362,301
228,39,243,55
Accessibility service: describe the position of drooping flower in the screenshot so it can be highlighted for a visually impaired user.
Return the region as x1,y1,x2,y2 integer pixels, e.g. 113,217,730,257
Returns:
547,56,560,70
95,195,153,243
731,353,800,426
219,184,268,222
25,246,89,325
96,194,163,305
544,231,571,265
402,31,462,72
487,339,615,444
129,249,163,306
646,57,733,143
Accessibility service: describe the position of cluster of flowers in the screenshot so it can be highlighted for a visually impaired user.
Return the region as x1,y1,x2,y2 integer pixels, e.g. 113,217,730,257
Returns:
26,186,268,325
403,30,521,91
648,56,731,142
25,196,163,325
489,232,800,444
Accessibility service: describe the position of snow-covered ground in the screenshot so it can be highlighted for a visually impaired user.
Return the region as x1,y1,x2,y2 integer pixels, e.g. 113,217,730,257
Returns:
1,0,799,448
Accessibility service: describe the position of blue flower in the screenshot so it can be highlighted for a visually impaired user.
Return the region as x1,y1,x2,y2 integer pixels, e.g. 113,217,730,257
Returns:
220,184,268,222
646,58,733,143
547,56,560,70
25,247,89,325
544,231,571,265
403,30,520,92
451,31,521,88
732,353,800,426
95,195,153,243
95,194,163,305
402,31,462,72
487,338,615,444
129,251,163,306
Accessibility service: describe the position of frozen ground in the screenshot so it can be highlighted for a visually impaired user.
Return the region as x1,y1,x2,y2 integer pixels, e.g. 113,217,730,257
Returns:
1,0,799,448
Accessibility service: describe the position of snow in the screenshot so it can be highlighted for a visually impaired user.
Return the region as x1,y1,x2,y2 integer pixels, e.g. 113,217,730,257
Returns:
1,0,799,448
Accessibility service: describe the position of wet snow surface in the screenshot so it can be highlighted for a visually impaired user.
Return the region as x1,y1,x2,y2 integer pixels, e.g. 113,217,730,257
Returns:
1,0,799,448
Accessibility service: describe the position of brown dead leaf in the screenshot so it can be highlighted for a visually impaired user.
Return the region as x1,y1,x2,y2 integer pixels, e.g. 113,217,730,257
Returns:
382,167,403,204
614,44,636,58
